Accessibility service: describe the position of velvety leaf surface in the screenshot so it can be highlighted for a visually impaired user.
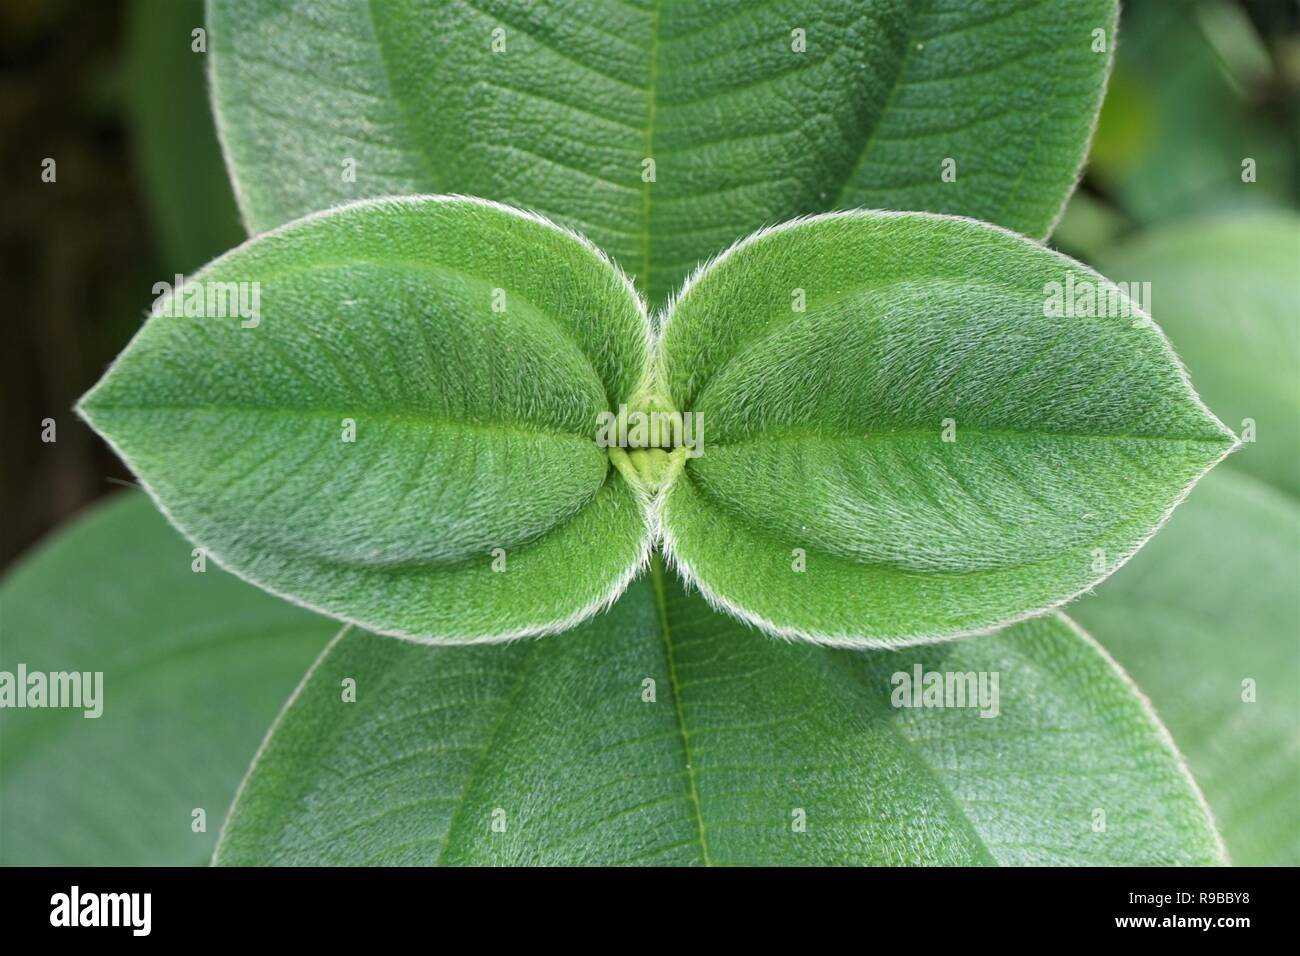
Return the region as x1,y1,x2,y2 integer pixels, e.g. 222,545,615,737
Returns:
1073,468,1300,867
0,492,335,865
1097,213,1300,498
658,211,1236,644
215,565,1222,866
78,197,652,642
209,0,1116,304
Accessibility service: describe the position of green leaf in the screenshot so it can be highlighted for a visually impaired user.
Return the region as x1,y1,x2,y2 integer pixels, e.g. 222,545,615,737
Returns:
209,0,1117,305
77,196,653,642
0,492,335,866
657,211,1236,645
1097,213,1300,499
215,564,1223,865
1073,468,1300,867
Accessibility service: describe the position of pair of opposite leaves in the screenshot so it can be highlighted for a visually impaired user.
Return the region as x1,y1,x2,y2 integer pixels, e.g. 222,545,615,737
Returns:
79,197,1236,646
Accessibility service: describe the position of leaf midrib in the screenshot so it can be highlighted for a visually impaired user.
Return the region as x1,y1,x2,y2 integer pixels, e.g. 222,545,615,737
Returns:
700,424,1232,449
649,553,713,866
81,402,601,446
828,648,998,865
358,0,946,304
639,0,663,298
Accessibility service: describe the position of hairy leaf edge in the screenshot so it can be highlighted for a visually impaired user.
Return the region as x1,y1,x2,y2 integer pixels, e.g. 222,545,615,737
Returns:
1062,615,1230,865
1039,0,1118,240
207,0,268,237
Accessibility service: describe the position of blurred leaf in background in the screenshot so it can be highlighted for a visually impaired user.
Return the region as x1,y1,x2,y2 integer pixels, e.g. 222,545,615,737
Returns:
1053,0,1298,260
1089,0,1296,224
0,0,243,569
1074,469,1299,866
0,492,334,865
1076,212,1300,866
1099,213,1300,497
123,0,243,276
1059,2,1299,868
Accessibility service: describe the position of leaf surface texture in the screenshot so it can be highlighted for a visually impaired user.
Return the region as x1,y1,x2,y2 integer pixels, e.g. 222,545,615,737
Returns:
209,0,1116,304
216,569,1222,865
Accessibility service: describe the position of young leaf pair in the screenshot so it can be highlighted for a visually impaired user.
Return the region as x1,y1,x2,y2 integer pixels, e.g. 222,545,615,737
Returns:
78,196,1236,646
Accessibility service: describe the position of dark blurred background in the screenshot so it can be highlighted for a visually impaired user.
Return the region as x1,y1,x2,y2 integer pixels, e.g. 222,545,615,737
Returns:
1,0,1297,570
1,0,242,570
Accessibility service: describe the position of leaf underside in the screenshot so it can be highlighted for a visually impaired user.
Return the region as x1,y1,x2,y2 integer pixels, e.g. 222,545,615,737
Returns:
657,211,1236,644
215,567,1222,866
209,0,1116,305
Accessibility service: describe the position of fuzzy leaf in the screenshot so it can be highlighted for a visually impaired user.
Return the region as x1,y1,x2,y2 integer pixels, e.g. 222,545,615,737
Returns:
657,211,1236,644
78,197,652,642
215,566,1223,866
1074,468,1300,867
209,0,1117,304
0,492,335,865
